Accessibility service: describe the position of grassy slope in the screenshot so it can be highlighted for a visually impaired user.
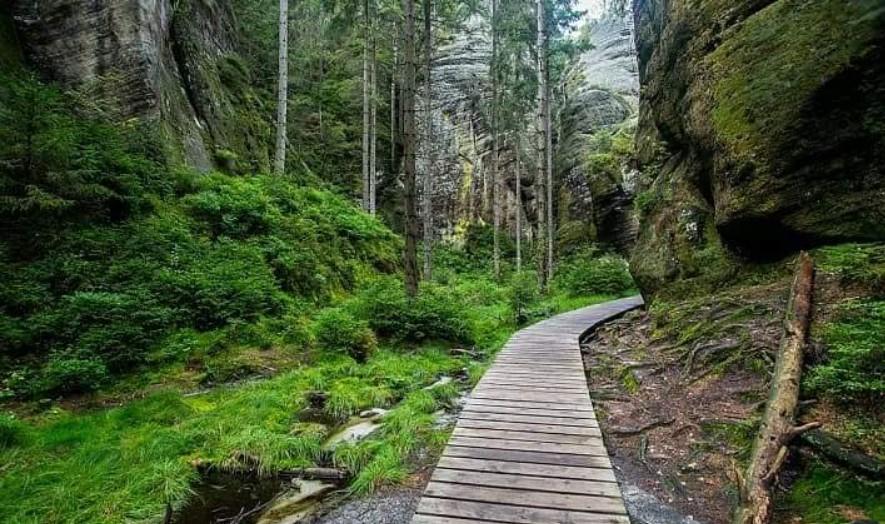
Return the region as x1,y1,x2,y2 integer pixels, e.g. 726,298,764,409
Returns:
0,251,626,523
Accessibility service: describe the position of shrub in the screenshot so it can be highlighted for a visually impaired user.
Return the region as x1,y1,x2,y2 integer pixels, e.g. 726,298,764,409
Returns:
30,291,173,371
37,355,108,396
553,249,634,297
0,413,27,448
314,308,377,362
509,271,539,325
354,278,471,344
806,299,885,403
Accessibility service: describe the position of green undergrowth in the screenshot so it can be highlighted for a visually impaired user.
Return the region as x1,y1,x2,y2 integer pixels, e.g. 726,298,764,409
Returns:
0,238,631,522
778,460,885,524
0,347,462,523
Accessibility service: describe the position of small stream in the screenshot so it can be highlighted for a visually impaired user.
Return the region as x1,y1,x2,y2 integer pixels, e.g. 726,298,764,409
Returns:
175,377,461,524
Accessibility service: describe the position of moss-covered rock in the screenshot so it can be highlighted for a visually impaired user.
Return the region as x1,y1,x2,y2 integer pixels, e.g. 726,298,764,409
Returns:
631,0,885,296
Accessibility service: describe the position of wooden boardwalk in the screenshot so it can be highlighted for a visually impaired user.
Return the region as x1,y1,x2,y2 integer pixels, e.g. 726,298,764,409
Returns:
412,296,644,524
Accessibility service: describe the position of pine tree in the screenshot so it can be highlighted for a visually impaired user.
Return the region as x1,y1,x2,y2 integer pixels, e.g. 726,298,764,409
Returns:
402,0,420,297
273,0,288,175
422,0,434,281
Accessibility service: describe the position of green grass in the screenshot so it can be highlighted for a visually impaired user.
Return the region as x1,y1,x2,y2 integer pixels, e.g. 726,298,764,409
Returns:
0,346,464,523
0,249,629,523
780,460,885,524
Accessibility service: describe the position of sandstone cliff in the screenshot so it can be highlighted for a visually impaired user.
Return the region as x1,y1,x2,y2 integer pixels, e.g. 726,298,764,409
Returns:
9,0,271,171
630,0,885,295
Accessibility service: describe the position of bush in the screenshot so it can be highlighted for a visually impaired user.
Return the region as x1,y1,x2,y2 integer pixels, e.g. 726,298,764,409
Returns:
37,355,108,396
806,299,885,403
30,291,173,371
0,413,27,448
314,308,377,362
354,278,471,344
509,271,539,325
552,249,634,297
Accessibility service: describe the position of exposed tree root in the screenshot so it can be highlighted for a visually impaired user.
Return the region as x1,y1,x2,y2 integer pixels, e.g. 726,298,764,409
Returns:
734,252,820,524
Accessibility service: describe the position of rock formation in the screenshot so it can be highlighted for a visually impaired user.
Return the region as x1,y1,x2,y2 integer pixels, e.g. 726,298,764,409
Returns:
9,0,270,171
630,0,885,294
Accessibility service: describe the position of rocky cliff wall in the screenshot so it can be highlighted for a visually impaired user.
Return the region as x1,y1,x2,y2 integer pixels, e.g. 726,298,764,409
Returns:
9,0,270,171
557,10,640,253
630,0,885,294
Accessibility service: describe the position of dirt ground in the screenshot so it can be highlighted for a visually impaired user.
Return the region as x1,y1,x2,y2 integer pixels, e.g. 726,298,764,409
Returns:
582,286,786,524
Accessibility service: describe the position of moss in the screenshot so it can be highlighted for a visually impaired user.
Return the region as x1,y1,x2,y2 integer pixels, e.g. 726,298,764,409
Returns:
709,0,882,162
779,460,885,524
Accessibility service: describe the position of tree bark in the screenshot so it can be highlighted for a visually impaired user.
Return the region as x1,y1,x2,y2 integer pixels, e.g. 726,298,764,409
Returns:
515,135,522,273
491,0,500,281
542,7,553,284
369,10,377,215
535,0,547,288
391,33,398,182
734,251,820,524
422,0,434,281
273,0,288,175
402,0,420,297
362,0,371,210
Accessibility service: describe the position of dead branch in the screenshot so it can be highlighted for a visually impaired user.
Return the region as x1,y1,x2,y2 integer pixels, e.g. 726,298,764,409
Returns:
610,416,676,436
734,252,817,524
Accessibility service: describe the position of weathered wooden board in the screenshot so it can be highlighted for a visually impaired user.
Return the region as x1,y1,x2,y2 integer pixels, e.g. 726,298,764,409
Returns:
410,296,643,523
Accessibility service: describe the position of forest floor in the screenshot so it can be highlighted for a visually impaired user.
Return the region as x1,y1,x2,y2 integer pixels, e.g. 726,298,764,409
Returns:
584,245,885,524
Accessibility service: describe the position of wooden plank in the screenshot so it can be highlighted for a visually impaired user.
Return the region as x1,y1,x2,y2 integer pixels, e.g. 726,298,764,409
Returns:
411,297,644,524
457,418,600,435
453,427,602,445
435,456,617,482
466,398,595,412
431,469,621,497
461,404,596,419
449,436,606,456
469,389,590,403
416,498,630,524
444,445,612,468
411,516,488,524
476,380,588,391
423,482,627,513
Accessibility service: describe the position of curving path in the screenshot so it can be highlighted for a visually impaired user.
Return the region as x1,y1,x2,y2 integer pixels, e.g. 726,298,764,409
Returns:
411,296,644,524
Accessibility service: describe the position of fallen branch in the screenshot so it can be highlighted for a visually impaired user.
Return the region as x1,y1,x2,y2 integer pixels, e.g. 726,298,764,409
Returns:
799,429,885,480
279,467,348,483
609,416,676,436
734,252,819,524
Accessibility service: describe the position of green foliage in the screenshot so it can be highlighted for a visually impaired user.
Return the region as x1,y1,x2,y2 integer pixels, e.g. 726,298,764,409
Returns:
815,242,885,292
552,248,635,297
36,355,109,396
0,72,163,226
0,412,26,448
780,460,885,524
352,277,472,345
509,271,540,325
806,299,885,403
315,308,377,362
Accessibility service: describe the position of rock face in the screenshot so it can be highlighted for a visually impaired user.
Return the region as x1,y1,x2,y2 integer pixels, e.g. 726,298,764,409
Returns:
557,10,640,253
630,0,885,294
9,0,270,171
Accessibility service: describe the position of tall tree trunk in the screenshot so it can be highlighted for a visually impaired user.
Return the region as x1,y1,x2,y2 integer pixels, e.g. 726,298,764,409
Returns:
422,0,433,281
362,0,370,210
370,17,377,215
391,34,398,180
515,136,522,273
402,0,420,297
544,61,554,284
491,0,501,281
273,0,288,175
535,0,547,288
540,0,556,284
